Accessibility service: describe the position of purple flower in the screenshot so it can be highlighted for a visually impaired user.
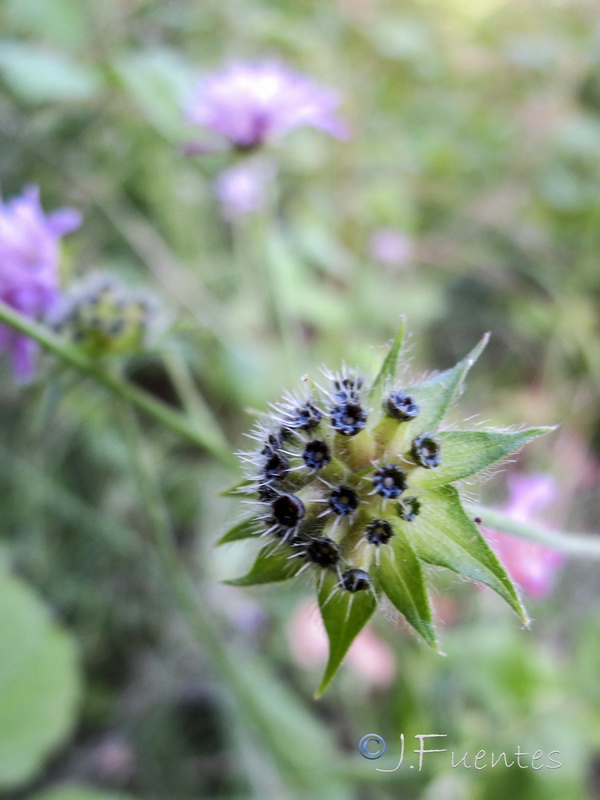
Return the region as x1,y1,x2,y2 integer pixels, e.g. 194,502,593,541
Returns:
214,158,276,222
0,186,81,381
185,61,348,150
483,474,565,598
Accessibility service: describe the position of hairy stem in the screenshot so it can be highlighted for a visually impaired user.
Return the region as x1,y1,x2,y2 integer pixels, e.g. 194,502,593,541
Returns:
469,504,600,557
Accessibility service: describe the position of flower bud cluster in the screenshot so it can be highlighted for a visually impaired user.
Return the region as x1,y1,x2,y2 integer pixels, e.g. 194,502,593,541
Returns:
242,368,439,594
51,274,155,358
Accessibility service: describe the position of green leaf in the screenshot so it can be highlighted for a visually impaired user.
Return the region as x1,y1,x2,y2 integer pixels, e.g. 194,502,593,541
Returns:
372,529,439,650
0,565,81,789
225,542,303,586
315,572,377,697
409,428,556,489
112,49,195,140
0,41,103,103
367,318,406,403
29,788,134,800
406,486,528,623
216,516,260,546
220,478,255,497
399,334,489,441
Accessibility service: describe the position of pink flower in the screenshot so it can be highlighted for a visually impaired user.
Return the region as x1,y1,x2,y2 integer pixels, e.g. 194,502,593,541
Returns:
186,61,348,150
484,474,565,598
368,228,415,267
0,186,81,380
288,599,396,689
214,158,276,221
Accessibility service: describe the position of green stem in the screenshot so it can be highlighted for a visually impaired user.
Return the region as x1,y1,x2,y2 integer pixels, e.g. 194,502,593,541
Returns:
160,345,229,452
0,301,235,468
469,504,600,557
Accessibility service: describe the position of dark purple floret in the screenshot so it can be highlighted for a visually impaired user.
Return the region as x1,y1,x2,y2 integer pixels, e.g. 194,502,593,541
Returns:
302,440,331,470
333,376,364,403
340,568,371,593
329,486,359,516
257,482,278,502
385,392,419,421
289,400,322,431
270,493,305,531
365,519,394,546
411,434,441,469
262,450,289,481
397,496,421,522
300,536,341,568
330,402,367,436
372,464,407,499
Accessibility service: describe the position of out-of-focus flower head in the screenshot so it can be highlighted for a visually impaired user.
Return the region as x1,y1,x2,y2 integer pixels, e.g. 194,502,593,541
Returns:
483,473,565,598
50,272,156,359
214,157,276,222
368,227,415,267
0,185,81,381
185,61,348,150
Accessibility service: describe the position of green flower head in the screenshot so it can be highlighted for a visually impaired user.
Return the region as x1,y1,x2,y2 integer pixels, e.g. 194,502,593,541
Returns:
51,273,155,359
221,323,555,696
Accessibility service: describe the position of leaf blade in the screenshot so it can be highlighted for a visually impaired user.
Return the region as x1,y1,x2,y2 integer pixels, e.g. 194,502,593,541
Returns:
225,542,302,586
401,334,490,437
408,428,556,489
216,517,260,546
316,572,377,697
373,529,439,650
367,319,406,403
407,486,528,623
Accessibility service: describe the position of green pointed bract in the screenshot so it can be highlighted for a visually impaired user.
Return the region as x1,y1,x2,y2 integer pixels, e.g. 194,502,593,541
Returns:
225,542,303,586
407,486,528,624
217,517,259,546
372,529,439,650
409,428,556,489
367,318,406,403
398,334,489,445
220,478,255,497
316,572,377,698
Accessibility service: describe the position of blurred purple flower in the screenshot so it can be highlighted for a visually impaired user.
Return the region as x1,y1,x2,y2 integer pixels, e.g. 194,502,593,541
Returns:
214,158,276,222
484,474,565,598
186,61,348,150
0,186,81,381
368,227,415,267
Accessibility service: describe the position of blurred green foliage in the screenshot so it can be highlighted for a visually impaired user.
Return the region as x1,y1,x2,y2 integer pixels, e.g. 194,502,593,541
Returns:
0,0,599,799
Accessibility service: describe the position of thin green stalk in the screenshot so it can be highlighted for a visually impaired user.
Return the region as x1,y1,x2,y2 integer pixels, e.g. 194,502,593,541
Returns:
469,504,600,557
160,345,229,451
0,301,235,468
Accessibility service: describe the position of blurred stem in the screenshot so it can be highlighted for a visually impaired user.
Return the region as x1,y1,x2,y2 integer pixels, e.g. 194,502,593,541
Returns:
160,345,229,450
470,504,600,557
0,301,235,468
